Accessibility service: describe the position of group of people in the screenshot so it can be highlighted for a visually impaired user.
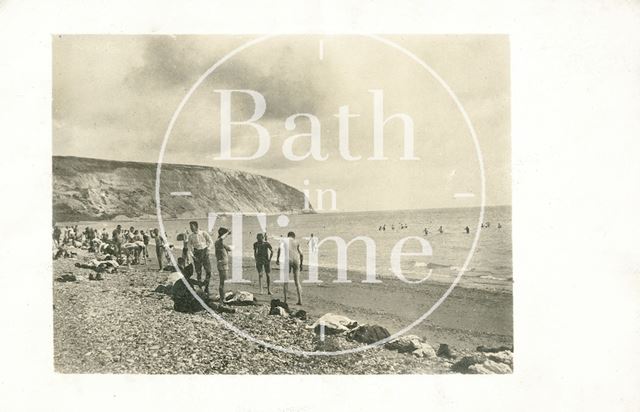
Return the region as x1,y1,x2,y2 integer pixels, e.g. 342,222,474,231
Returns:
171,222,306,306
423,225,445,235
53,220,307,306
53,222,167,267
420,222,503,235
378,223,410,231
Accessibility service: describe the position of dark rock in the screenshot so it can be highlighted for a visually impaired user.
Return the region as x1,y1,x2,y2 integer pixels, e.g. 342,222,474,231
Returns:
385,335,424,353
210,303,236,314
292,310,307,320
154,284,171,295
171,278,206,313
451,353,488,373
477,345,513,353
437,343,456,359
171,278,237,314
347,324,390,344
56,274,77,282
269,299,290,315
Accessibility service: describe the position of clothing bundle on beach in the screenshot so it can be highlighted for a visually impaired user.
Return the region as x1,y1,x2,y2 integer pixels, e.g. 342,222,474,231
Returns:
221,291,258,306
307,313,359,334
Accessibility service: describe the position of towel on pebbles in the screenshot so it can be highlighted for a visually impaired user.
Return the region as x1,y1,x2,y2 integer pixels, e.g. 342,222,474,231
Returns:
468,359,512,374
307,313,359,335
451,351,513,374
269,299,289,315
220,291,258,306
487,350,513,367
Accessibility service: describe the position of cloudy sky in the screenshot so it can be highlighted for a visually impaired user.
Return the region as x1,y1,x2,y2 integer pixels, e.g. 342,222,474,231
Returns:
53,35,510,212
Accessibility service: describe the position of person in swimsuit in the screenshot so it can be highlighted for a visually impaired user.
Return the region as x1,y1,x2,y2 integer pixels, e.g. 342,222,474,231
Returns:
151,228,165,271
214,227,232,302
281,231,304,305
141,230,150,260
253,233,273,295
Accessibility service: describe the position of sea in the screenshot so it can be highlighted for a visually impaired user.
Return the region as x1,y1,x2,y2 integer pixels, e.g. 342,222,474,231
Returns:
68,206,512,291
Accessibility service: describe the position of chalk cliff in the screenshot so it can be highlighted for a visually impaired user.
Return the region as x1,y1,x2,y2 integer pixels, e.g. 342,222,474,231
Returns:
52,156,309,221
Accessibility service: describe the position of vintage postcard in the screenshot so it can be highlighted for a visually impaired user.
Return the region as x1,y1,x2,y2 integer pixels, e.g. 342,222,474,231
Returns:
51,35,511,374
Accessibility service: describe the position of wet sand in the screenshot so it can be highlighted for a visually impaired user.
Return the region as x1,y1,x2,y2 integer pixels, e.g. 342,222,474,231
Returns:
232,258,513,352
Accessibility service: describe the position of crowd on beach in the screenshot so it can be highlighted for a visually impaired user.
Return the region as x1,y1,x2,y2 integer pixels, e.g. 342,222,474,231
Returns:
52,222,308,306
53,218,504,308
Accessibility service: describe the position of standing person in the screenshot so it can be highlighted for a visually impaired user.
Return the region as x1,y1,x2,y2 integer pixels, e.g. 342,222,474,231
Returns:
187,221,213,294
151,228,165,271
305,233,318,272
132,230,145,264
214,227,232,301
179,228,192,267
438,226,443,234
278,231,304,305
308,233,318,252
141,230,150,260
52,224,61,248
86,227,94,243
126,226,136,243
465,226,470,234
112,225,123,256
253,233,273,295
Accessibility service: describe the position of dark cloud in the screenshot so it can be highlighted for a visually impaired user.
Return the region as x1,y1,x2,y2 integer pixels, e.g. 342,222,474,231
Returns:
127,36,326,119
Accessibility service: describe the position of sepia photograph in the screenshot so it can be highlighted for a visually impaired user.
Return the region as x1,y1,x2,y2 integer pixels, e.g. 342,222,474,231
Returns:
51,34,512,374
2,1,640,409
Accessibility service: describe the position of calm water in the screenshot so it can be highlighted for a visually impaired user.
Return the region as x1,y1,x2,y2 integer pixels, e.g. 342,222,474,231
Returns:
70,206,512,291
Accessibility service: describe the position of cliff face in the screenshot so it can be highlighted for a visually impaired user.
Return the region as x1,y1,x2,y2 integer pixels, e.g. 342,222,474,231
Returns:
52,156,309,221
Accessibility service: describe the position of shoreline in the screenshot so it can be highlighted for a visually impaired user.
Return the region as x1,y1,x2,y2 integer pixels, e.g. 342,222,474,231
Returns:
54,204,509,225
232,257,513,351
